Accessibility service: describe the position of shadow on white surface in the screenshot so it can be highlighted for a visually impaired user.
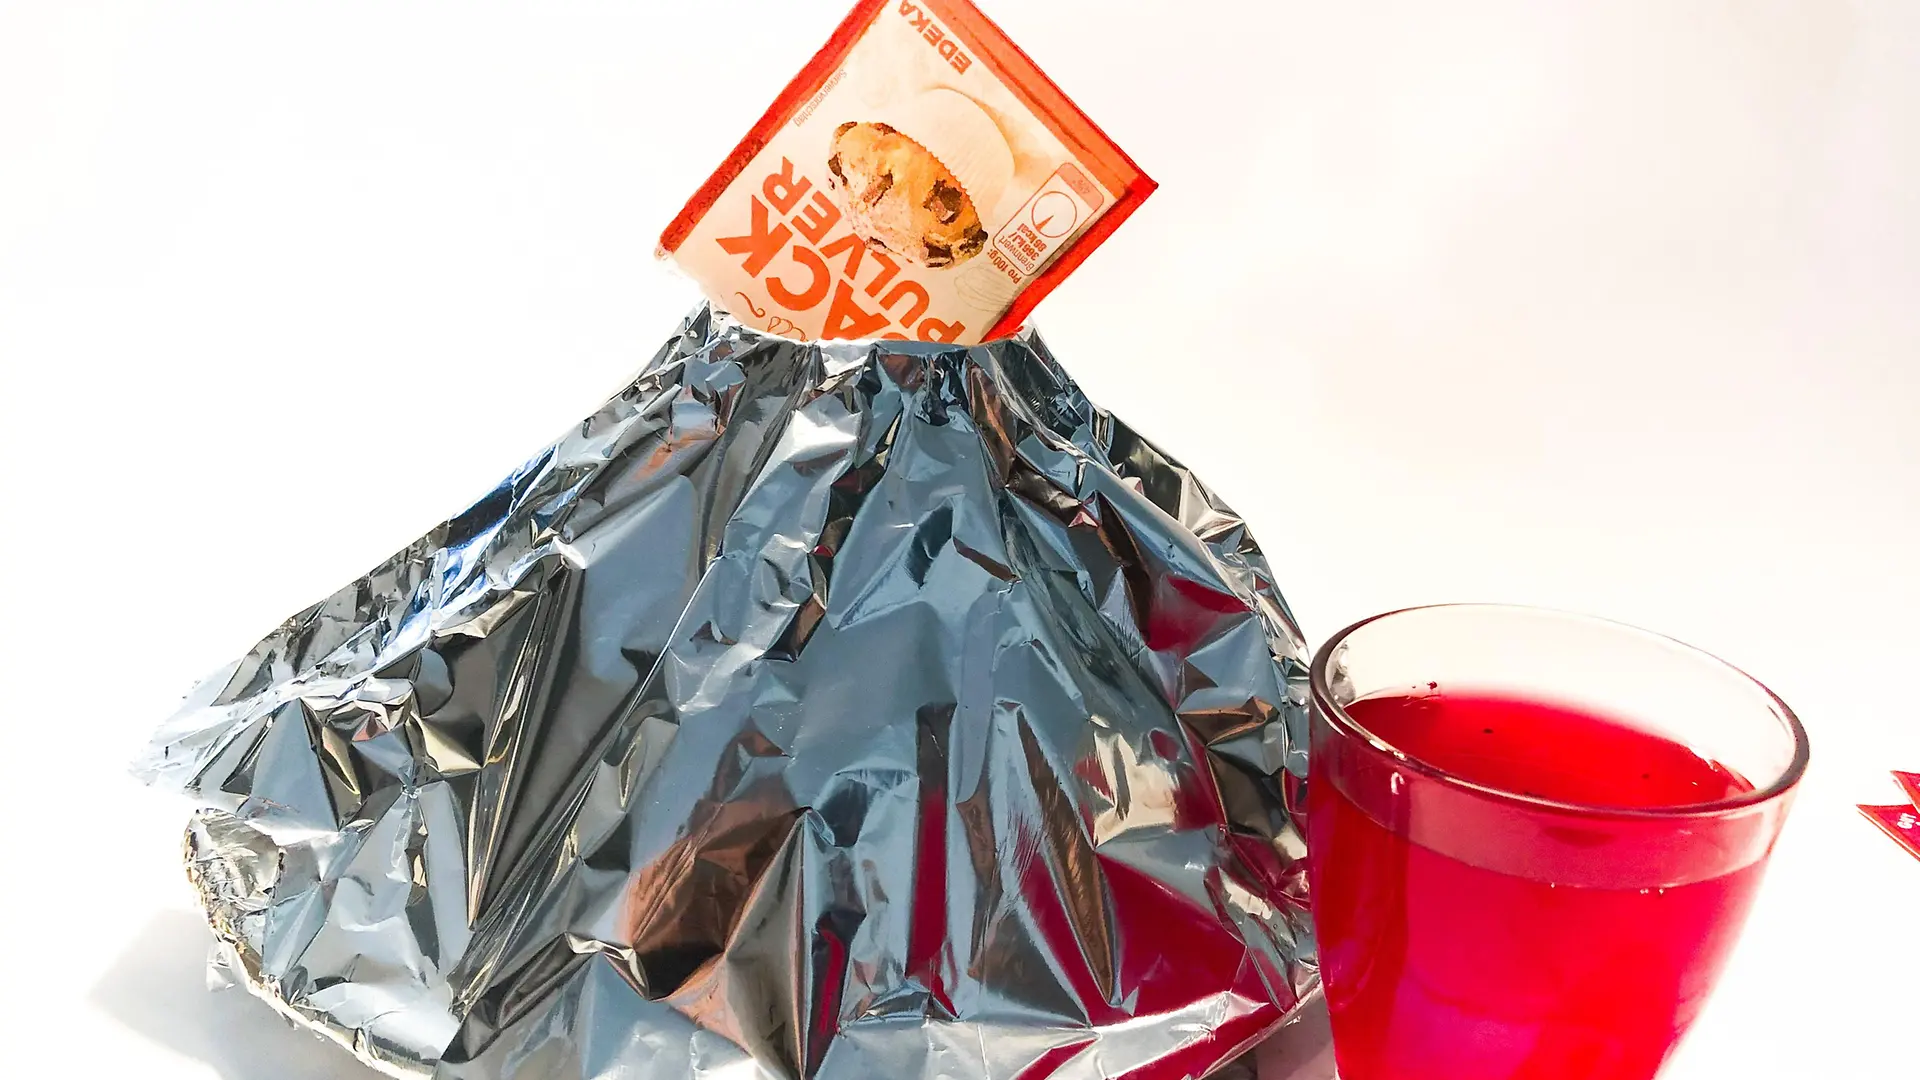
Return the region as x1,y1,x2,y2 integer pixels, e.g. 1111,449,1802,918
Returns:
1254,993,1338,1080
92,907,1332,1080
90,910,381,1080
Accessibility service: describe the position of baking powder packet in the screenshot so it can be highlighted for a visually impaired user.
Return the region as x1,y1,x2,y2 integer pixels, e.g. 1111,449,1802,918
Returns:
660,0,1154,344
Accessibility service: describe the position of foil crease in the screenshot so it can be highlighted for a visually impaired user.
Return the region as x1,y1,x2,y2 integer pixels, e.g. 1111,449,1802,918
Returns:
138,305,1319,1079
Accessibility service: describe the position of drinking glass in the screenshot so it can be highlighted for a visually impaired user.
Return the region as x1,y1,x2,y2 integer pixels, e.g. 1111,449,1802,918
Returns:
1306,605,1808,1080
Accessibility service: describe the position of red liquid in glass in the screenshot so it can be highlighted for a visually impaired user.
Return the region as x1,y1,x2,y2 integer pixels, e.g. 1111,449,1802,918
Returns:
1307,691,1762,1080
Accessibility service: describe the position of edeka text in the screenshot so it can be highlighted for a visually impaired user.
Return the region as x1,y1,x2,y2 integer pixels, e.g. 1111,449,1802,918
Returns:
897,2,973,74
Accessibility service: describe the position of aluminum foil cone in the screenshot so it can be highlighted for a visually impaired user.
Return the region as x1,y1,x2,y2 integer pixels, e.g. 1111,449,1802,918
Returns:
138,304,1319,1079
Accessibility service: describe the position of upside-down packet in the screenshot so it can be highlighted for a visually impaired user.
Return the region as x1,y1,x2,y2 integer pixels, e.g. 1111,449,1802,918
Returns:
661,0,1154,344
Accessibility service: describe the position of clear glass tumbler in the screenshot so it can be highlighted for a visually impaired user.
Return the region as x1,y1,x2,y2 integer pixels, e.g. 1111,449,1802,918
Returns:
1306,605,1808,1080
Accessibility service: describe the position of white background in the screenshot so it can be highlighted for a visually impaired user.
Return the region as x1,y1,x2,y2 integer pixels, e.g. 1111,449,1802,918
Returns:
2,2,1916,1077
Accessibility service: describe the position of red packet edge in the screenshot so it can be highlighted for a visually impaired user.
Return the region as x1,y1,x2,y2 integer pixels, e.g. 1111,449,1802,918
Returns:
1860,803,1920,863
1893,770,1920,809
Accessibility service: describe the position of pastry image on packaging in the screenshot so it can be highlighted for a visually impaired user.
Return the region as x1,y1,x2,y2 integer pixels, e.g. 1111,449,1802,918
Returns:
826,87,1010,269
662,0,1154,344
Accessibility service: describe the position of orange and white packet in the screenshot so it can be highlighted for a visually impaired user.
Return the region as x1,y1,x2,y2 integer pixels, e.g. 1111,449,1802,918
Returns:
660,0,1154,345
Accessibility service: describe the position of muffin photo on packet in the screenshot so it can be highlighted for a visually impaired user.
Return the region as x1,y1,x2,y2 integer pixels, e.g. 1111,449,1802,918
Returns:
660,0,1154,345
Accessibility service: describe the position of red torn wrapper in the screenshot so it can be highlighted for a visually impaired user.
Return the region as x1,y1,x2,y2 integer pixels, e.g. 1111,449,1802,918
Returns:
1860,801,1920,863
1896,771,1920,808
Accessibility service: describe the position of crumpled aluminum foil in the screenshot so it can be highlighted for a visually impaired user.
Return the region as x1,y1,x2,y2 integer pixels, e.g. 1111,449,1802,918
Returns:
138,304,1319,1079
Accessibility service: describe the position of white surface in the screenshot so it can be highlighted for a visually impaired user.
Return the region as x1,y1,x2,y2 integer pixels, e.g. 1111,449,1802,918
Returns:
1,2,1915,1076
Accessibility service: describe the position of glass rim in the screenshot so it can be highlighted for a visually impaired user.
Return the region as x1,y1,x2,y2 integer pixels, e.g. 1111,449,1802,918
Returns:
1309,603,1811,821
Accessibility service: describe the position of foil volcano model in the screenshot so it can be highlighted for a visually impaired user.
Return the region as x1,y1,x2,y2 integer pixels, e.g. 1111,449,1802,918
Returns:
139,305,1318,1079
